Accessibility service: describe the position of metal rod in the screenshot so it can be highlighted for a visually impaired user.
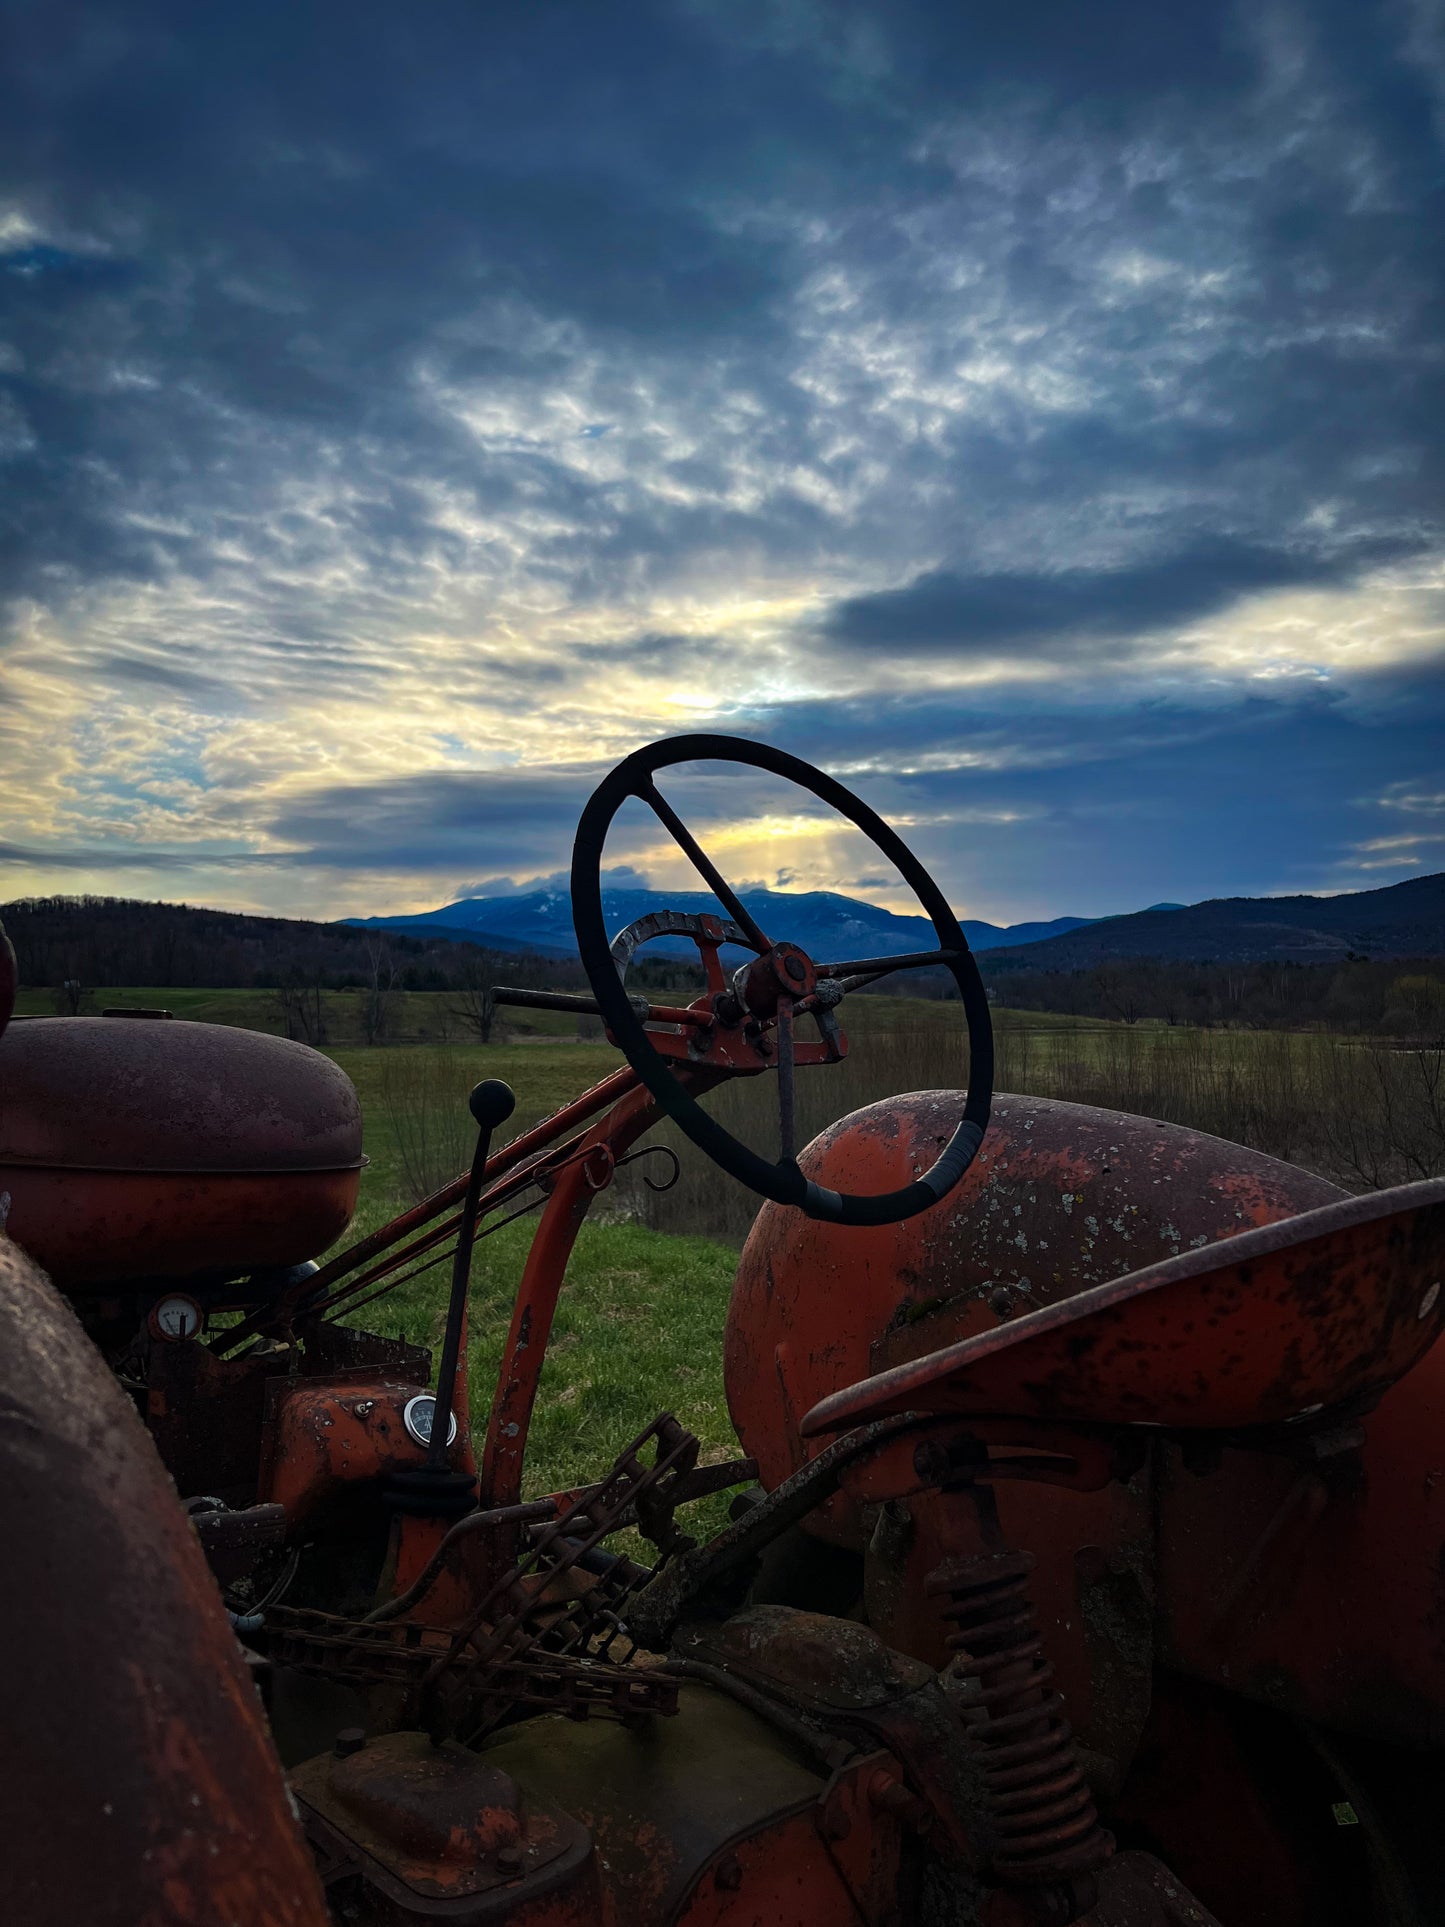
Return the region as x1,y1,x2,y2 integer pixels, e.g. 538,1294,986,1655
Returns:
493,985,710,1026
427,1081,516,1472
636,779,771,952
814,947,960,977
308,1116,665,1327
362,1498,558,1624
211,1064,642,1352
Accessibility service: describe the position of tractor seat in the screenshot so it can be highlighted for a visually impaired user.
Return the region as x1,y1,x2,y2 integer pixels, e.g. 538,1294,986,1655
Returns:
801,1178,1445,1438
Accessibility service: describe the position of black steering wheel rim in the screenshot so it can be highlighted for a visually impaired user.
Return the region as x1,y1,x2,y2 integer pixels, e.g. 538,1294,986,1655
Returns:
570,733,993,1226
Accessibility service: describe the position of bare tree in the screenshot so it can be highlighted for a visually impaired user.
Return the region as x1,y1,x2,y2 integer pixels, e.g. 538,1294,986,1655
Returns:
271,969,328,1044
1092,966,1141,1025
444,948,498,1044
362,936,398,1045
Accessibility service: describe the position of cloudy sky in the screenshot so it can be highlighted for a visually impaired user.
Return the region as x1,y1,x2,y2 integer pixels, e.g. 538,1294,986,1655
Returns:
2,0,1442,926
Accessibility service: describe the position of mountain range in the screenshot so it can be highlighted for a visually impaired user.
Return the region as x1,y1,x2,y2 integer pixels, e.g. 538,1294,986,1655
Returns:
979,870,1445,969
350,874,1445,963
344,888,1110,964
345,876,1445,969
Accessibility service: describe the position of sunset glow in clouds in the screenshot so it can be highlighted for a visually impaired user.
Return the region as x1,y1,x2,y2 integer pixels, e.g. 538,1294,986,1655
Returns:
3,2,1443,923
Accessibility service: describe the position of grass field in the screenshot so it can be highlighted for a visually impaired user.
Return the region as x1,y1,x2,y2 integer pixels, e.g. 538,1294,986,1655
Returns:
10,981,584,1045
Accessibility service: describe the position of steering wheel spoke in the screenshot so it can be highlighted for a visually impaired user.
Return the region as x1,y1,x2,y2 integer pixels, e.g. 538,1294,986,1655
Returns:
775,996,797,1162
634,779,771,953
574,735,993,1227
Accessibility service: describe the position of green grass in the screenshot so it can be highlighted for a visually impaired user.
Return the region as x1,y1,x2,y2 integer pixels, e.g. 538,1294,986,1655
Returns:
345,1213,741,1519
12,983,584,1045
315,1035,743,1520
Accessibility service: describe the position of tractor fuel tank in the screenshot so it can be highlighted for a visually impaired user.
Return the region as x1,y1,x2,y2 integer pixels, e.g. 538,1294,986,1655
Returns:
0,1014,364,1288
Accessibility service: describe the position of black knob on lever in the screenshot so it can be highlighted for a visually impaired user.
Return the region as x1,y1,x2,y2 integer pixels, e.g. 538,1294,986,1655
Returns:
388,1079,515,1517
468,1078,519,1136
426,1080,516,1472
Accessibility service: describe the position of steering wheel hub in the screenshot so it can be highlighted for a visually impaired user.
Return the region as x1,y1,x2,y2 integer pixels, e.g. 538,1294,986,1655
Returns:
736,942,818,1018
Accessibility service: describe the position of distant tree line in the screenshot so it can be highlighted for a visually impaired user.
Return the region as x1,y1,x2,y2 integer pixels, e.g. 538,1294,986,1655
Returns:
0,894,711,1047
983,954,1445,1038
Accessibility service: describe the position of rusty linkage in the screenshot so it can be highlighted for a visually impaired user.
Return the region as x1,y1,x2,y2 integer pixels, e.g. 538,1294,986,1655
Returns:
263,1603,680,1729
413,1414,702,1740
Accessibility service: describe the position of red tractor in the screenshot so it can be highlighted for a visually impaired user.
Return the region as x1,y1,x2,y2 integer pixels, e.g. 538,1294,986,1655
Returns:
2,735,1443,1927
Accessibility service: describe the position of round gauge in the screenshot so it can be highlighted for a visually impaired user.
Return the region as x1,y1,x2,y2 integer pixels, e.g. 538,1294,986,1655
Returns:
148,1293,203,1342
403,1393,458,1450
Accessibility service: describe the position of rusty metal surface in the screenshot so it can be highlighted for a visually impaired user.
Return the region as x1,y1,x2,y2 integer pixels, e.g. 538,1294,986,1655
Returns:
142,1323,431,1505
0,1014,364,1170
672,1604,992,1870
261,1374,476,1528
1,1161,363,1289
192,1499,288,1587
1156,1322,1445,1746
803,1177,1445,1436
293,1729,600,1919
145,1329,280,1497
0,1014,364,1288
0,1237,329,1927
480,1084,664,1519
1071,1850,1223,1926
434,1414,702,1725
726,1091,1343,1509
627,1412,924,1654
678,1603,935,1710
482,1682,902,1926
859,1473,1157,1793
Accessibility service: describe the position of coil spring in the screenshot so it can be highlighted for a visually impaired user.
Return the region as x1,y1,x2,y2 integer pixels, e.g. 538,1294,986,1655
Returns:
927,1548,1113,1888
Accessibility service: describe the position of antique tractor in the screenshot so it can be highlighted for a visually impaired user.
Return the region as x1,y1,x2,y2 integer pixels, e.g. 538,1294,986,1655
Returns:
3,735,1444,1927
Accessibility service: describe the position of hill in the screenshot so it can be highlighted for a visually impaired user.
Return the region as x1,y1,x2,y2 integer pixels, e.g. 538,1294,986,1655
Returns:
346,886,1095,961
982,872,1445,969
0,895,574,992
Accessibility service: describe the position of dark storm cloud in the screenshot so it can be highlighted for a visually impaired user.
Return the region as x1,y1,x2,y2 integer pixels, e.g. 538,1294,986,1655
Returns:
724,678,1445,906
263,764,606,872
823,536,1418,654
261,755,815,873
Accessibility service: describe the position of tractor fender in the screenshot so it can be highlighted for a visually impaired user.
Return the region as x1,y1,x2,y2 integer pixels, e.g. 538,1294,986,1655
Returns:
0,1237,330,1927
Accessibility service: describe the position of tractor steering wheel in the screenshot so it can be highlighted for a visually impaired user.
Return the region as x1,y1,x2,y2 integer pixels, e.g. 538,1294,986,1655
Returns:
571,734,993,1226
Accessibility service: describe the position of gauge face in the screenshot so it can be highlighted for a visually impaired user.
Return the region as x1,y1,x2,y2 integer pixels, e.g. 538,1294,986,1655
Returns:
149,1293,203,1342
403,1393,458,1449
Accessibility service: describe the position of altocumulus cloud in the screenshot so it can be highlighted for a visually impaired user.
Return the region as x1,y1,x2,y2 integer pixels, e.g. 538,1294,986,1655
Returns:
1,0,1442,922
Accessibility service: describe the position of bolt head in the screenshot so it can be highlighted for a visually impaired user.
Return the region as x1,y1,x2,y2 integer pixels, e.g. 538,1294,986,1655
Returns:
714,1853,744,1892
333,1727,366,1758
